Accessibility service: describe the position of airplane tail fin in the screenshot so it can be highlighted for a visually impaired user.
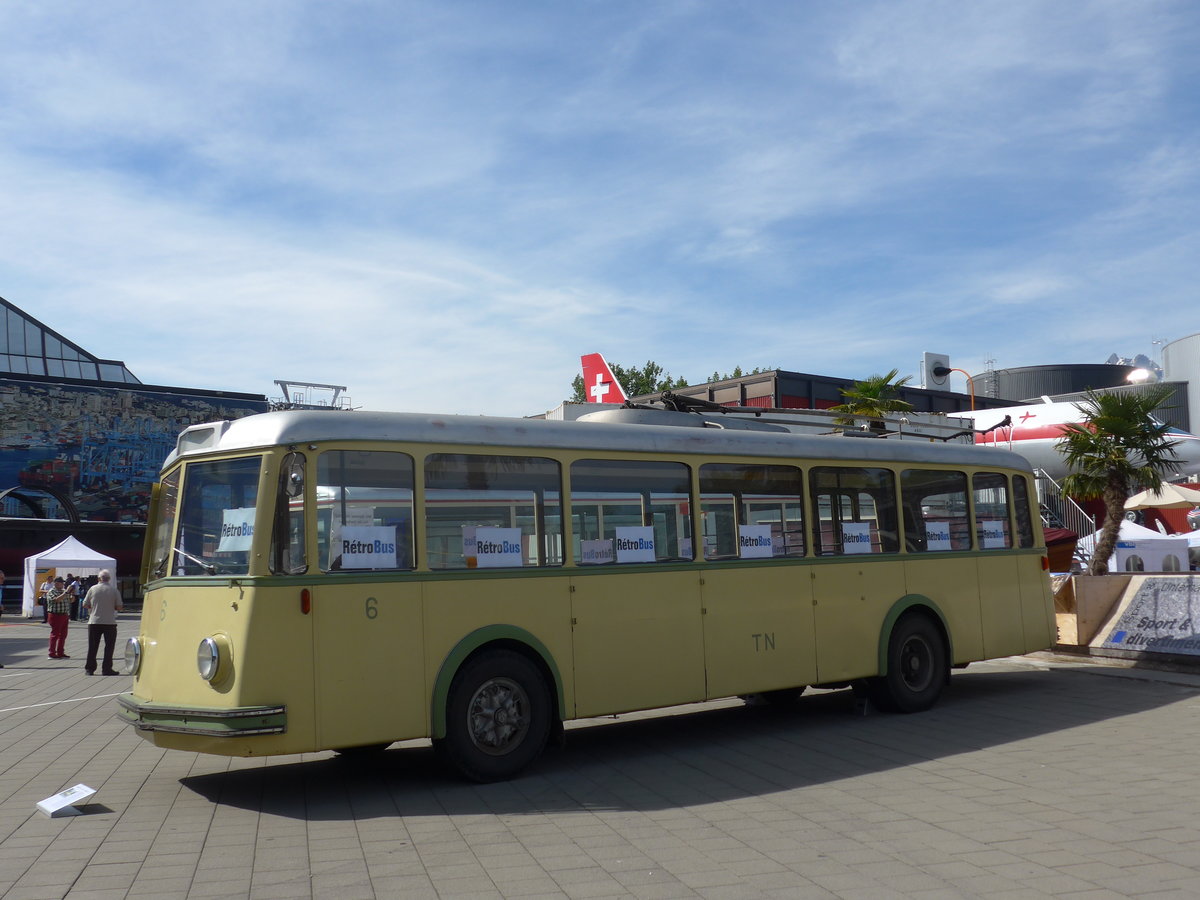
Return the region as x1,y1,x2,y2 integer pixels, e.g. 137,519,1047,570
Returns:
580,353,629,403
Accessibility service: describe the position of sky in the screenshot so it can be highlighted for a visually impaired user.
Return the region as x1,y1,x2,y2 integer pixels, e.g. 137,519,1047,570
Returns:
1,0,1198,416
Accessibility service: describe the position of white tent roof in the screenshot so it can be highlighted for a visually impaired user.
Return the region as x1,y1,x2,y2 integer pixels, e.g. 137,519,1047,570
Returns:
1077,519,1186,552
21,536,116,616
1078,520,1190,573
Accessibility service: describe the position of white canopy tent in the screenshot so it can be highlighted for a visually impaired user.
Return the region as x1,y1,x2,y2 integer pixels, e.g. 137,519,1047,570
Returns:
22,536,116,617
1078,520,1190,573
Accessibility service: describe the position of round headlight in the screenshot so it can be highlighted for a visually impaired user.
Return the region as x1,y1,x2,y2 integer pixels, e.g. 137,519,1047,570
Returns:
197,637,221,681
124,637,142,676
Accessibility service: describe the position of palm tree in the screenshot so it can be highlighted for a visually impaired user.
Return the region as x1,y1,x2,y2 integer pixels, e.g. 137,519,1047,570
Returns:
830,369,914,432
1059,387,1181,575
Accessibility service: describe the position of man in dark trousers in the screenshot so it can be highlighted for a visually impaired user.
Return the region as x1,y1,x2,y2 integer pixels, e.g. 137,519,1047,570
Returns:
82,570,124,676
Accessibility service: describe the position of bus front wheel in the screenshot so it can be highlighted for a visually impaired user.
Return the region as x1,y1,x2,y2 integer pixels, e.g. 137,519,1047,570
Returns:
439,649,551,782
869,614,947,713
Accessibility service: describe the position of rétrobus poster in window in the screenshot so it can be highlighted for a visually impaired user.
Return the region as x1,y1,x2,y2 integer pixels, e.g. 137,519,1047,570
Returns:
738,524,774,558
340,526,398,568
841,521,873,554
217,508,256,553
615,526,656,563
473,527,524,568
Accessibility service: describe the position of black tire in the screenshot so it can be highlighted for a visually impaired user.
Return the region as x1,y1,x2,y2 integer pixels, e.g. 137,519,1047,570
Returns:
439,649,551,783
868,613,947,713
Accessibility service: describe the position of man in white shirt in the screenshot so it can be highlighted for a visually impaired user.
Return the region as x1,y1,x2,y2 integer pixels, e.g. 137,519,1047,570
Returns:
82,570,124,676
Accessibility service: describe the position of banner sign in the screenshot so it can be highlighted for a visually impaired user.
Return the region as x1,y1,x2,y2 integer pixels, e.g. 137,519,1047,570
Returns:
339,526,398,569
1099,575,1200,656
217,508,256,552
615,526,656,563
738,524,774,558
980,521,1008,549
473,527,524,568
580,539,614,565
925,522,953,552
841,522,872,554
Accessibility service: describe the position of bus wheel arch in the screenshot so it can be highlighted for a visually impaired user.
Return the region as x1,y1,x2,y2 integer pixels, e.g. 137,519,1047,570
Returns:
430,627,564,779
436,645,554,782
869,597,951,713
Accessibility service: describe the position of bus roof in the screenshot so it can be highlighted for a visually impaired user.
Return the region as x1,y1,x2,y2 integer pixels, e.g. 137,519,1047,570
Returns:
165,409,1034,473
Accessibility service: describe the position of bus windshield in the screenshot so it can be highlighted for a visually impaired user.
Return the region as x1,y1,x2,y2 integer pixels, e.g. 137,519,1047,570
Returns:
162,457,262,576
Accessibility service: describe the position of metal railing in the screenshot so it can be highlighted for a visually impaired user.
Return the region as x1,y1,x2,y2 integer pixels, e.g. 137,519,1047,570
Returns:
1035,468,1095,565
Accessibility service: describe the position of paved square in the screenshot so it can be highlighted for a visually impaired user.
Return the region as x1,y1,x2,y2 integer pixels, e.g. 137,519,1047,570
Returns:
3,614,1200,898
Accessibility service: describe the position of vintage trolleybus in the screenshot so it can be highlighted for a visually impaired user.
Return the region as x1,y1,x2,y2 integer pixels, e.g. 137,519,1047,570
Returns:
118,407,1055,781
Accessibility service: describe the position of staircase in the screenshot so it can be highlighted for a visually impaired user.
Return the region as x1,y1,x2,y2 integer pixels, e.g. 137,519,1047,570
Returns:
1035,469,1095,567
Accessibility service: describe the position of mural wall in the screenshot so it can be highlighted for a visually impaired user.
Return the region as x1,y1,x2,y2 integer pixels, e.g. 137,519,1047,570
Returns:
0,379,267,523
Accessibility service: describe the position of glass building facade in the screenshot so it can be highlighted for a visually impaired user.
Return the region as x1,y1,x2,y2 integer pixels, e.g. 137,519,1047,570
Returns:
1,297,139,384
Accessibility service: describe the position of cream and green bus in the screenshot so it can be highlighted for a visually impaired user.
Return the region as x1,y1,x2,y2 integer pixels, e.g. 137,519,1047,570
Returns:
118,408,1054,781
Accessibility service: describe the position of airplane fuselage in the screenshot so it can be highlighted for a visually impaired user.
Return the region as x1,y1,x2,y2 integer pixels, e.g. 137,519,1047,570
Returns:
961,399,1200,482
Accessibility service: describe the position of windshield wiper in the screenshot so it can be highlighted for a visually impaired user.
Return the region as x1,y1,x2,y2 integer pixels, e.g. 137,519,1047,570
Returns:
171,546,216,575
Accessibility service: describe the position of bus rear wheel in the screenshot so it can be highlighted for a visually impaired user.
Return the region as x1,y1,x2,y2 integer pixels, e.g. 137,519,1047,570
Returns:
869,613,947,713
439,649,551,783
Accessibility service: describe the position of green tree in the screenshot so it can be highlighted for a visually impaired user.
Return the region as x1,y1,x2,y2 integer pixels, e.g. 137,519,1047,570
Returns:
1059,387,1181,575
829,369,914,431
570,360,689,402
707,366,775,382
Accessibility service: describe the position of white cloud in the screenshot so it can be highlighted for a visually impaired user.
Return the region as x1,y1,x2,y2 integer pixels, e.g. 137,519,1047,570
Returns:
0,0,1197,417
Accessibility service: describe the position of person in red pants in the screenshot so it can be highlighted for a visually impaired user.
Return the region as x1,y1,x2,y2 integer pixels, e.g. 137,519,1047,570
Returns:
45,577,72,659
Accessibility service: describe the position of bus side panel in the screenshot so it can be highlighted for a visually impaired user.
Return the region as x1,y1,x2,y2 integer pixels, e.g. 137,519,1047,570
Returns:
810,560,906,683
312,579,426,748
570,570,704,717
133,583,318,756
902,557,984,664
976,556,1028,659
423,576,574,718
1017,558,1056,651
700,565,816,699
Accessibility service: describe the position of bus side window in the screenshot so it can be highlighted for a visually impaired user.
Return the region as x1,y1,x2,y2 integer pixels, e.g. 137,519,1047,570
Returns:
973,472,1013,549
699,463,804,559
809,467,899,556
1012,475,1036,549
570,459,692,564
900,469,970,552
317,451,416,571
424,454,562,570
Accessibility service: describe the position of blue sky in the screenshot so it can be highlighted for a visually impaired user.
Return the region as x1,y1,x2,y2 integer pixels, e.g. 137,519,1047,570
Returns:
1,1,1197,416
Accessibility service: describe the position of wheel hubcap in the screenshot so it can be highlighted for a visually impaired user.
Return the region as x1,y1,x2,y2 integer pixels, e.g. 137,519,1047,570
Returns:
467,677,530,756
900,636,934,692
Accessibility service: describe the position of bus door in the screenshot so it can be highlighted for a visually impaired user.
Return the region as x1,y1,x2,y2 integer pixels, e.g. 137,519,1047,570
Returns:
697,465,817,698
311,579,426,747
808,468,906,682
570,570,704,716
900,469,984,664
568,460,704,716
973,473,1027,658
309,450,427,748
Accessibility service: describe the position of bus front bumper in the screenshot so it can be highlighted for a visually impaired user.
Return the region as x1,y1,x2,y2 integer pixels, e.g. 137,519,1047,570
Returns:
116,694,287,737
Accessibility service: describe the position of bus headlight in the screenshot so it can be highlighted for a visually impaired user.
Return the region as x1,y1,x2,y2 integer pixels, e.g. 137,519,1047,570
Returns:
124,637,142,676
197,635,232,683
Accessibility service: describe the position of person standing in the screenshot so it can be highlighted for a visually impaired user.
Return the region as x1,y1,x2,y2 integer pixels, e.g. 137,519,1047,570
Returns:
82,570,123,676
66,573,80,621
79,575,96,620
45,577,71,659
39,574,54,623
